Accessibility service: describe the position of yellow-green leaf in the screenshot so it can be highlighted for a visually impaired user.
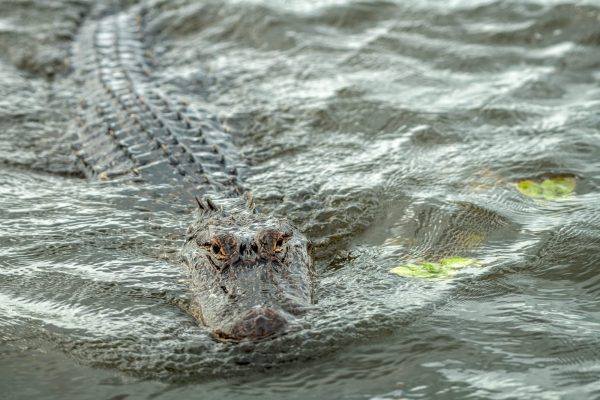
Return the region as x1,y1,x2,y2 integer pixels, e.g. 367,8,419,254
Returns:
390,257,481,280
439,256,480,268
516,177,575,201
389,265,448,279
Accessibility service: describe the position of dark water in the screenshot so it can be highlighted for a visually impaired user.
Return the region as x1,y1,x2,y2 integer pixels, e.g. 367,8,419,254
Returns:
2,0,600,399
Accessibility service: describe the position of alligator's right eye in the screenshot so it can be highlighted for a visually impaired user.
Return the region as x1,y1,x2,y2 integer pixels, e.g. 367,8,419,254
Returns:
274,235,288,253
201,239,229,261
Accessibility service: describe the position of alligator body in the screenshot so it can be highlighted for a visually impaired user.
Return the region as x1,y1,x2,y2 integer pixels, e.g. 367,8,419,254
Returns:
70,5,314,340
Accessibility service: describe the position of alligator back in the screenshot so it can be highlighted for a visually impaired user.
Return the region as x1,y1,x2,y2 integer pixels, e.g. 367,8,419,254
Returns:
70,6,244,202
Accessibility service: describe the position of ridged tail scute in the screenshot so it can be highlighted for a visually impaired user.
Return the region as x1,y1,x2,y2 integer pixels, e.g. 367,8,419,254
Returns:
195,196,222,214
244,191,256,212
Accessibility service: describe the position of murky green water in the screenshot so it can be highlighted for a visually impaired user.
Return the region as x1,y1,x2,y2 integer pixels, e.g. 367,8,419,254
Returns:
2,0,600,399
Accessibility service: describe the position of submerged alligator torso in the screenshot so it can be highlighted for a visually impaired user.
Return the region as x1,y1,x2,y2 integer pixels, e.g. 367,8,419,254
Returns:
69,5,314,340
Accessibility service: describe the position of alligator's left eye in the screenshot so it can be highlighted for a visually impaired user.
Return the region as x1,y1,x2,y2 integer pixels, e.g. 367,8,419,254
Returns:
256,229,290,260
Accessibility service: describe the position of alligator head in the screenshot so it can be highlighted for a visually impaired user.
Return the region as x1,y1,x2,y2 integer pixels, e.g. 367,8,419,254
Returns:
181,196,314,341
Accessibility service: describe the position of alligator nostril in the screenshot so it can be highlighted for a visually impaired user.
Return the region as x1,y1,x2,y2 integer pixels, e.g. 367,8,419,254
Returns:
250,243,258,253
253,315,272,337
239,243,246,254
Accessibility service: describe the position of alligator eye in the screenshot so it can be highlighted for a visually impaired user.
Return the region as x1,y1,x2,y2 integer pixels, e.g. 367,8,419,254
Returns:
273,235,288,253
201,240,228,260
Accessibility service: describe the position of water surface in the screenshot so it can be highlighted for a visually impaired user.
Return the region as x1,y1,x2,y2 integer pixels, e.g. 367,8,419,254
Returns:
1,0,600,399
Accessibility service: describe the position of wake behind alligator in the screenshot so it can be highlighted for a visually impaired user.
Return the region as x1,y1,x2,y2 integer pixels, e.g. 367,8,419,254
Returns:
69,4,314,341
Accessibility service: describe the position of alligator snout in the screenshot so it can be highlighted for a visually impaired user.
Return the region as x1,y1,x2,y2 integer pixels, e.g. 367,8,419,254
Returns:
224,308,287,340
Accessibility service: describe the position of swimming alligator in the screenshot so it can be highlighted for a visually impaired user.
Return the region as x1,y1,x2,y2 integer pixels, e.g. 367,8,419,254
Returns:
69,5,314,341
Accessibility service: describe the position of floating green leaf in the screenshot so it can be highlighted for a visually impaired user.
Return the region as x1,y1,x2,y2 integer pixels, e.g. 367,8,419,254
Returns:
440,256,480,268
516,177,575,201
390,257,480,280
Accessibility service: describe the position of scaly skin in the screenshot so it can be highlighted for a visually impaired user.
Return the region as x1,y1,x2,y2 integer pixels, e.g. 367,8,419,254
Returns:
182,198,314,340
71,7,314,340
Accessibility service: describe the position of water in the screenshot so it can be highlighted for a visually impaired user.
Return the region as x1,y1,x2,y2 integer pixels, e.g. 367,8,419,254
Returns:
1,0,600,398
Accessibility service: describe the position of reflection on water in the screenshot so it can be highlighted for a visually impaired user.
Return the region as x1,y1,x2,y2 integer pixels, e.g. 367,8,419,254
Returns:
1,0,600,398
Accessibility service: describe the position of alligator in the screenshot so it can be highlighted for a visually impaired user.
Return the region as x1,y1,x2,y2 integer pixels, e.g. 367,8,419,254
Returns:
68,5,314,341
